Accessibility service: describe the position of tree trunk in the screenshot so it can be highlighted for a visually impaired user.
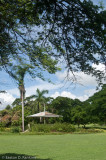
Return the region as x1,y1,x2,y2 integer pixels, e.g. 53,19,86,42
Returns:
22,91,24,132
37,102,39,112
19,84,25,132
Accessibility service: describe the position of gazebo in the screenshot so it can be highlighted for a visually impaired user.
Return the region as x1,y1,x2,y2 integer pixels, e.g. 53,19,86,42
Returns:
27,110,62,124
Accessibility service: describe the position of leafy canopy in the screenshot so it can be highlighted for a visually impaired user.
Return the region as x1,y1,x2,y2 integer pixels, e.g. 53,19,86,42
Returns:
0,0,106,85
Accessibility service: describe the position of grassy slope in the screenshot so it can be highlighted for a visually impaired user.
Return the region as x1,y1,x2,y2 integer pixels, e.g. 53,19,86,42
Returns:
0,133,106,160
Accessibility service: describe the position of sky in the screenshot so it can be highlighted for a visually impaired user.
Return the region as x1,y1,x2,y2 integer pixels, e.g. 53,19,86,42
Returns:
0,0,106,110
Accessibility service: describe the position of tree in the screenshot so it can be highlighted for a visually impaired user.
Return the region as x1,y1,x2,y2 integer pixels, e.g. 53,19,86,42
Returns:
51,96,74,122
29,88,49,112
0,0,106,85
9,64,34,132
5,105,12,110
71,106,88,128
12,98,21,107
86,84,106,124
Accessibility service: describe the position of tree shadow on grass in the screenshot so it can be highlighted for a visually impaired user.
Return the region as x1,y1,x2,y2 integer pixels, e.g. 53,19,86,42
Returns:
0,153,52,160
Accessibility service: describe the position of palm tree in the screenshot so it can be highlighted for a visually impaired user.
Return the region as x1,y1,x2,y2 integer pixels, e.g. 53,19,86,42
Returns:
9,64,34,132
29,88,49,112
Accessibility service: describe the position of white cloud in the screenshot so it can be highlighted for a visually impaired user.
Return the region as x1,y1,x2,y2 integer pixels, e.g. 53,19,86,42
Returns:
56,70,97,86
1,63,104,110
25,82,63,97
0,79,63,111
51,91,85,101
0,93,15,110
92,63,106,72
7,79,63,97
8,88,20,97
56,63,106,87
51,88,97,102
84,88,97,97
76,72,97,86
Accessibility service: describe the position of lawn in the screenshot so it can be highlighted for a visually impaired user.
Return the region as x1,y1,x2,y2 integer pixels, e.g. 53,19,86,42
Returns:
0,133,106,160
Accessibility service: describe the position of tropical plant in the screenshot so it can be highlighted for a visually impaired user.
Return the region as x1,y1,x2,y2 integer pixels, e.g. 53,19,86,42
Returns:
29,88,49,112
9,63,35,132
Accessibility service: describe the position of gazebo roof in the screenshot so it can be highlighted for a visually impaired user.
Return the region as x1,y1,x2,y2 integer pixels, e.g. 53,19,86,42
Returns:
27,111,62,118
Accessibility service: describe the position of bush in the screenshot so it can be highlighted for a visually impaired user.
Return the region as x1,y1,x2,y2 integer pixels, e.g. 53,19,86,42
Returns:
0,127,5,132
75,128,104,133
31,123,76,133
12,120,20,126
31,124,50,133
0,122,7,127
51,123,76,132
5,128,11,132
11,127,21,133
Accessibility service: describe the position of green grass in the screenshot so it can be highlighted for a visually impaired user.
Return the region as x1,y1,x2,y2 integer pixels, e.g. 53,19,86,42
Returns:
0,133,106,160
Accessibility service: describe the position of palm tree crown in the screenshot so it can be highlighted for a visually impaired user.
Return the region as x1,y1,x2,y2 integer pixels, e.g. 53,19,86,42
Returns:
30,88,48,112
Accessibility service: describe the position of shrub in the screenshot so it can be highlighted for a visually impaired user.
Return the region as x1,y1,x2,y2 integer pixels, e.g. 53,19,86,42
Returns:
5,128,11,132
75,128,104,133
11,127,21,133
0,127,5,132
0,122,7,127
12,120,20,126
31,124,50,133
51,123,76,132
30,123,76,133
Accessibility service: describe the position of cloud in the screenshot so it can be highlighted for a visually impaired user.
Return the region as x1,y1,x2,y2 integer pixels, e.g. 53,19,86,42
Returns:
25,81,63,97
1,62,103,110
56,70,97,86
51,88,97,101
8,88,20,97
7,79,63,97
0,93,15,110
84,88,97,97
56,63,106,87
92,63,106,72
0,83,98,111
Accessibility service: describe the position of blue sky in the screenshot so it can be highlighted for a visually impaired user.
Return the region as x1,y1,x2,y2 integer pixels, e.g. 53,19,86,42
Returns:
0,0,106,110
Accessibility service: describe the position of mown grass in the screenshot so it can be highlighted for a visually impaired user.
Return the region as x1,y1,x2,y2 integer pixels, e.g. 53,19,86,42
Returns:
0,133,106,160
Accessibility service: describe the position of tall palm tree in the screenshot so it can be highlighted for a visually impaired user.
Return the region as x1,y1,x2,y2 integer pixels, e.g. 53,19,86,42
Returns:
9,64,34,132
29,88,48,112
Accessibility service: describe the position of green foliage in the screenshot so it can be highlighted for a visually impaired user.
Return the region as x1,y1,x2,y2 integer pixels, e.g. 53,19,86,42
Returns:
0,0,105,85
0,122,7,127
11,127,21,133
31,124,50,133
86,84,106,124
28,88,49,112
71,106,88,127
5,105,12,110
11,120,21,127
1,85,106,129
75,128,104,134
51,96,74,122
0,125,5,131
31,123,76,133
0,109,9,116
12,98,21,106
